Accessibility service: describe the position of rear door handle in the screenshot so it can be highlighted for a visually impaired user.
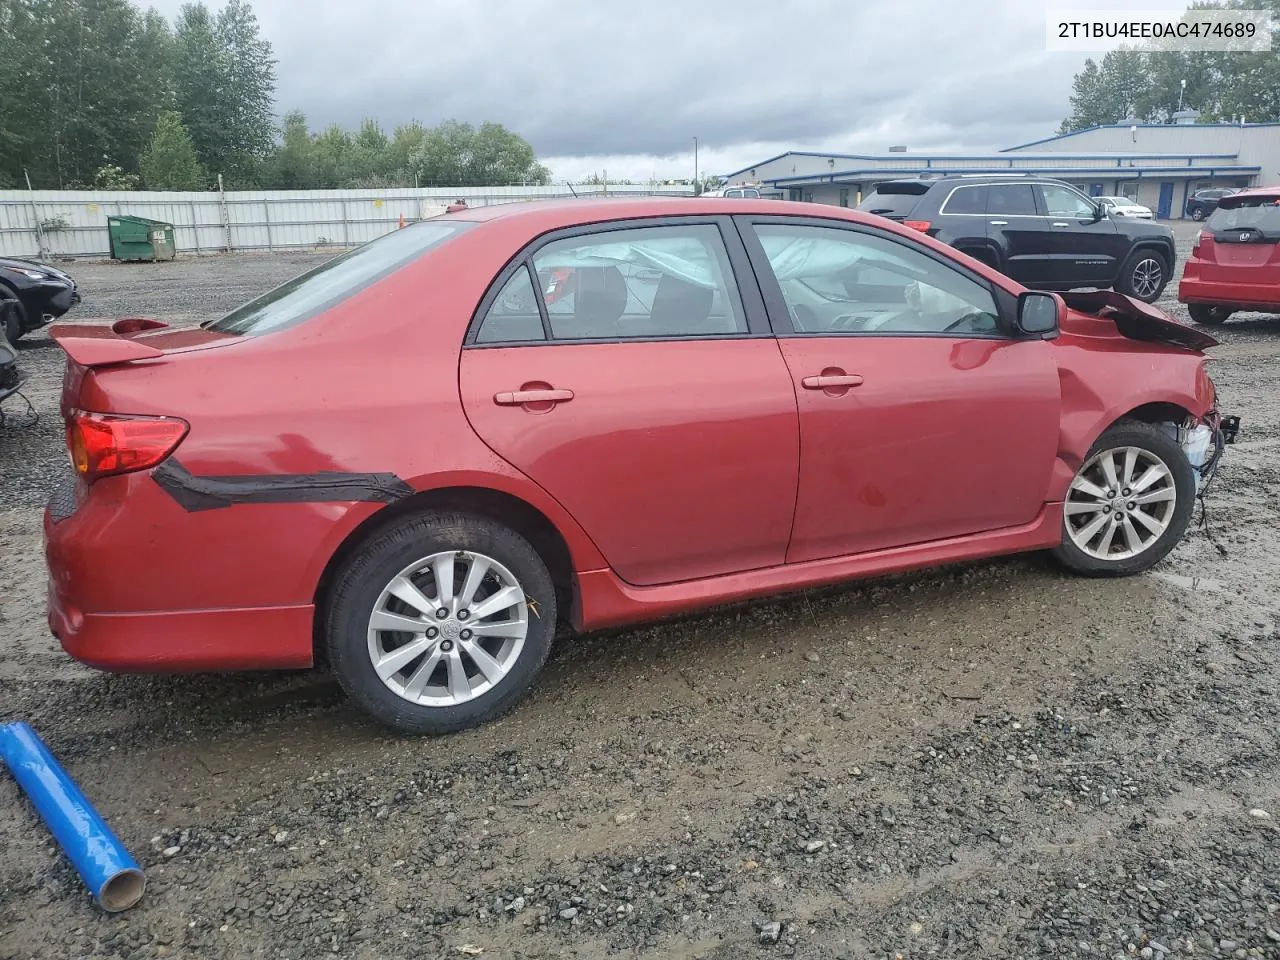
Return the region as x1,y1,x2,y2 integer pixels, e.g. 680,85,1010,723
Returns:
988,220,1008,226
494,388,574,405
802,374,864,389
1052,222,1070,227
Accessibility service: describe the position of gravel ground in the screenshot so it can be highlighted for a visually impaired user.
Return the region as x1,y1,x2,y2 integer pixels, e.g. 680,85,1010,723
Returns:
1,227,1278,960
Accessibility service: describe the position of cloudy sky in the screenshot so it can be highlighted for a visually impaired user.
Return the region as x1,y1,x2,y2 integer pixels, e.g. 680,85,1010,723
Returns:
140,0,1170,181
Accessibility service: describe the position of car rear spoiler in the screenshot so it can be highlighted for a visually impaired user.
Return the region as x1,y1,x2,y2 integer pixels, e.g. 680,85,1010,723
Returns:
1061,290,1219,352
47,319,171,368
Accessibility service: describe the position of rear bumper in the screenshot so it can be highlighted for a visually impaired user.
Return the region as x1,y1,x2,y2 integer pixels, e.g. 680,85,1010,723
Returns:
43,474,318,672
1178,275,1280,311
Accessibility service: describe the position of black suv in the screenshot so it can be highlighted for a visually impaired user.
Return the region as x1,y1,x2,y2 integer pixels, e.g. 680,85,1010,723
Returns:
1185,187,1239,221
856,175,1176,303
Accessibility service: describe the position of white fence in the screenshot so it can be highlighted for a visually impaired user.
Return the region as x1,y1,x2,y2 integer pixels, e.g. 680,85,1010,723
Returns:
0,184,695,260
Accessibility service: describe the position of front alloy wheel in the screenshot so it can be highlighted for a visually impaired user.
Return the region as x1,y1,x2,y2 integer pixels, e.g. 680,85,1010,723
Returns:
1051,421,1195,576
1064,447,1176,561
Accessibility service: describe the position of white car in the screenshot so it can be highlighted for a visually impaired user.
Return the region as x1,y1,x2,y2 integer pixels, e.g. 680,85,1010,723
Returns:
1097,196,1154,219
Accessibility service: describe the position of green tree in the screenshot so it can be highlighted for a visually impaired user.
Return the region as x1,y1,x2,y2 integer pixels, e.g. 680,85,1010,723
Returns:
91,164,141,189
269,109,314,188
173,0,275,185
409,120,550,186
8,0,174,187
139,110,206,189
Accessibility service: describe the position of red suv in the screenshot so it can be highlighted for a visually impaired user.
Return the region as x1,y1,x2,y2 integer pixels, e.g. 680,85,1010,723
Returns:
45,198,1236,734
1179,186,1280,325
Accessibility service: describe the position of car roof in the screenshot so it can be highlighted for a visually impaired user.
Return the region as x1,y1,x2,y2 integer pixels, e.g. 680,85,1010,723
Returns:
432,195,880,230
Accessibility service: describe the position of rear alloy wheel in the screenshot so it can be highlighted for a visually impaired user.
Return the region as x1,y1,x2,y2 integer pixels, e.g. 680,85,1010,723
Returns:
1191,207,1206,221
1187,303,1232,326
326,512,556,734
1051,421,1195,576
1116,250,1168,303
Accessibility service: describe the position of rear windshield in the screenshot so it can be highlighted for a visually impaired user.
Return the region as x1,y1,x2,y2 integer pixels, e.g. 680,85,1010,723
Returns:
1207,196,1280,233
857,182,928,218
204,220,474,335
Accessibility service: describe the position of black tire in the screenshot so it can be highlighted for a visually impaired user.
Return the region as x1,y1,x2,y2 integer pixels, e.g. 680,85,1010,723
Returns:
1051,420,1196,577
325,511,556,735
1191,207,1206,221
0,290,24,343
1115,248,1169,303
1187,303,1232,326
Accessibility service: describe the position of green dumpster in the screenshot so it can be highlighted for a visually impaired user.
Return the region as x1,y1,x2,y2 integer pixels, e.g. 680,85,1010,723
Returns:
107,215,176,262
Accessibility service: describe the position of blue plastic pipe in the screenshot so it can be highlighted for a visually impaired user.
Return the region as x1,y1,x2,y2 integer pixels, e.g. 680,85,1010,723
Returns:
0,721,146,911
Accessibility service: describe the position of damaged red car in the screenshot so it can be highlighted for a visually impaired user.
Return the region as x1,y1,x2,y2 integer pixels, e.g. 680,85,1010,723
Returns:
45,198,1239,734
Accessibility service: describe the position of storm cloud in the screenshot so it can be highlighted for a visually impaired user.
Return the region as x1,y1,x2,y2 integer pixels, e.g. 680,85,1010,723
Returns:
143,0,1111,179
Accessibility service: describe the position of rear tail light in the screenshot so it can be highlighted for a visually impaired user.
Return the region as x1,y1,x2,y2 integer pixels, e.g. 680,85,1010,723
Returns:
904,220,932,233
65,410,189,484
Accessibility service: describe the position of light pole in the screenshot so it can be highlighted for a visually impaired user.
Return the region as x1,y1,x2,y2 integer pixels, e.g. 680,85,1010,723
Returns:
1177,78,1186,112
693,137,699,195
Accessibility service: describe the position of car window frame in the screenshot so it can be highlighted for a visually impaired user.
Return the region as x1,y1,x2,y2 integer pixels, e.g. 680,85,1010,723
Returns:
463,215,772,348
938,183,990,216
1036,182,1099,220
985,182,1043,218
733,214,1017,341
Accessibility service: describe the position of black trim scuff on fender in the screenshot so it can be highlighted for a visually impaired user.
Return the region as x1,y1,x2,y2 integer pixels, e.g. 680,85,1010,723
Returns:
153,459,414,512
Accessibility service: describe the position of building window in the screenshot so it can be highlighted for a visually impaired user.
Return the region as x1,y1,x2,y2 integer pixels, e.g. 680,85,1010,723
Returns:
802,189,813,203
838,188,850,207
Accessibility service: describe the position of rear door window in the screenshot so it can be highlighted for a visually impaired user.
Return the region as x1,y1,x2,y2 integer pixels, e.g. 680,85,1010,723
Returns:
205,220,473,335
987,184,1039,216
475,267,545,343
528,224,747,340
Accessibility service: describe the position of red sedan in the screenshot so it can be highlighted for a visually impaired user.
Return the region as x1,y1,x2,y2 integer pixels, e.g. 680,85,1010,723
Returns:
46,198,1237,734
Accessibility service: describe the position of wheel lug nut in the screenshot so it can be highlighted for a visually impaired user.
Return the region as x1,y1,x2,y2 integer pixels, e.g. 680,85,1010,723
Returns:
436,608,449,619
459,629,472,641
457,609,469,620
1103,505,1111,513
1122,488,1131,496
426,627,438,639
1107,489,1117,498
440,640,454,652
1127,501,1136,510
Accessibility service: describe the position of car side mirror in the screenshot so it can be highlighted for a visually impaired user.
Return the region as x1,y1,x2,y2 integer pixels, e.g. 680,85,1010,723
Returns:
1092,203,1106,221
1016,291,1062,337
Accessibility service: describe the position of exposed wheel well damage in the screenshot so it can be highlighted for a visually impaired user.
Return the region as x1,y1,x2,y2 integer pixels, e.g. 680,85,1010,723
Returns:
312,487,579,659
1115,401,1193,428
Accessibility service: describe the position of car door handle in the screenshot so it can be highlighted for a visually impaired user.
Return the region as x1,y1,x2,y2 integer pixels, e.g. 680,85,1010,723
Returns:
988,220,1008,226
494,388,574,405
802,374,864,389
1052,222,1070,227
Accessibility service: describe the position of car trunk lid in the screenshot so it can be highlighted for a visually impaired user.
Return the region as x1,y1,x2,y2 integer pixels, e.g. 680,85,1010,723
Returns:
49,318,237,417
